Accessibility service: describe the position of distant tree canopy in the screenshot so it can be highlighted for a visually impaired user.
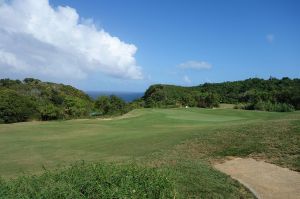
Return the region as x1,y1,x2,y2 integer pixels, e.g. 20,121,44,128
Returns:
142,77,300,111
142,84,220,108
1,77,299,123
95,95,128,115
0,78,93,123
0,78,135,123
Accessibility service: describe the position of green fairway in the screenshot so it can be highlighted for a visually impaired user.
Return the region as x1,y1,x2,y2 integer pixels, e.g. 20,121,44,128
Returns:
0,108,299,198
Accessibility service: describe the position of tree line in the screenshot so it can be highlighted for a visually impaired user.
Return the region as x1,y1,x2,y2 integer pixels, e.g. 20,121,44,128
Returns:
140,77,300,111
0,78,130,123
1,77,299,123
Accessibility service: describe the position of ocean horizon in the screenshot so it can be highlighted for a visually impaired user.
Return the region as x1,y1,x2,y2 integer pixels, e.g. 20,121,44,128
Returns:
85,91,144,102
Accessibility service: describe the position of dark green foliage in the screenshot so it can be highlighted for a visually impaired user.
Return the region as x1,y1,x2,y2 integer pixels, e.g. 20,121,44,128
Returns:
0,162,175,199
95,96,111,114
109,95,127,114
23,78,41,84
39,104,62,121
129,98,145,109
63,96,92,118
95,95,128,115
0,78,93,123
0,78,22,87
0,89,38,123
143,84,218,108
252,101,295,112
196,93,220,108
199,77,300,109
142,77,300,111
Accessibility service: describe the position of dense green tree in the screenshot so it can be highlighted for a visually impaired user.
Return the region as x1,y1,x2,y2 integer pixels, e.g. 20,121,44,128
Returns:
95,96,111,114
50,89,64,105
63,96,92,118
94,95,128,115
39,104,62,121
0,89,38,123
129,99,145,109
23,78,41,84
108,95,127,114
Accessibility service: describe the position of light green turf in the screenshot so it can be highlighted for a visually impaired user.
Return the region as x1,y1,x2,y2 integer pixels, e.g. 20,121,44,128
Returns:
0,108,298,178
1,108,299,198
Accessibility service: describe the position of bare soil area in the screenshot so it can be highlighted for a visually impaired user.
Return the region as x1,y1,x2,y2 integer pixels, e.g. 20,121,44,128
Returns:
214,158,300,199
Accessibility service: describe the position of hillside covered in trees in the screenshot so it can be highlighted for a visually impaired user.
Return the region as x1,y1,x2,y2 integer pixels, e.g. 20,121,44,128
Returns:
142,77,300,111
0,78,133,124
0,78,94,123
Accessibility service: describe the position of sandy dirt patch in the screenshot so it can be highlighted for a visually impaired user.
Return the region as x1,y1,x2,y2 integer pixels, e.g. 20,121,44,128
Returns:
214,158,300,199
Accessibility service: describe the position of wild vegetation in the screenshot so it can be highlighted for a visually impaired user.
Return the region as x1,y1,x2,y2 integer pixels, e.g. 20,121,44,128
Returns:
94,95,131,116
141,77,300,111
0,108,299,198
0,78,130,123
0,78,93,123
1,77,299,123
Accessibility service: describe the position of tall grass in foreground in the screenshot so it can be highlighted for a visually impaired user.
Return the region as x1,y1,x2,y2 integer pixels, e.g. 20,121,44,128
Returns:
0,162,176,199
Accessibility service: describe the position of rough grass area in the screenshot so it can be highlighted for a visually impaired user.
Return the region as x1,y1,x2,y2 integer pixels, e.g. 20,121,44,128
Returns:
0,162,175,199
167,118,300,171
159,160,254,198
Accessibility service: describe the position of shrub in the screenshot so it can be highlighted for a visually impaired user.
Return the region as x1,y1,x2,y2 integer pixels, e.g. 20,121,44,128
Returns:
0,162,176,199
235,101,295,112
129,99,145,109
197,93,220,108
0,89,38,123
39,103,62,121
63,96,92,118
252,101,295,112
95,95,128,116
233,103,248,110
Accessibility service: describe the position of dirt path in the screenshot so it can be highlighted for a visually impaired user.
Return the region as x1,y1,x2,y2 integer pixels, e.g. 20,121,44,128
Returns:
214,158,300,199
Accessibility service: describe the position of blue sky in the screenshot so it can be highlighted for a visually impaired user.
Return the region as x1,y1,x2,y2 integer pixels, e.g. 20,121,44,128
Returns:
1,0,299,91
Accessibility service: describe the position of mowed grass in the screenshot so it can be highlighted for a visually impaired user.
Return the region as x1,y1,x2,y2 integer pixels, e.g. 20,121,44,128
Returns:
0,108,299,198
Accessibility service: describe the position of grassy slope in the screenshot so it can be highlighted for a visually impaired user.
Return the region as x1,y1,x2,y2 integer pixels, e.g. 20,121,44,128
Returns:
0,108,299,198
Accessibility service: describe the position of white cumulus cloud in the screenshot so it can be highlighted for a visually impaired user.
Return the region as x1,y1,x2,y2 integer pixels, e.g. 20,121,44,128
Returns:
0,0,143,80
179,60,212,70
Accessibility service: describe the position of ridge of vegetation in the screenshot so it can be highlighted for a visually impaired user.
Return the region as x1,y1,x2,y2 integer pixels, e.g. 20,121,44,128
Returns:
1,77,299,124
141,77,300,111
0,78,130,123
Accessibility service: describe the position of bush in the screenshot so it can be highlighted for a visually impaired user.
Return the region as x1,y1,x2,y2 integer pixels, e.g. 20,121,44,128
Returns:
129,99,145,109
0,162,176,199
235,101,295,112
95,96,111,114
63,96,92,118
252,101,295,112
233,103,247,110
0,89,38,123
197,93,220,108
39,104,62,121
95,95,128,116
